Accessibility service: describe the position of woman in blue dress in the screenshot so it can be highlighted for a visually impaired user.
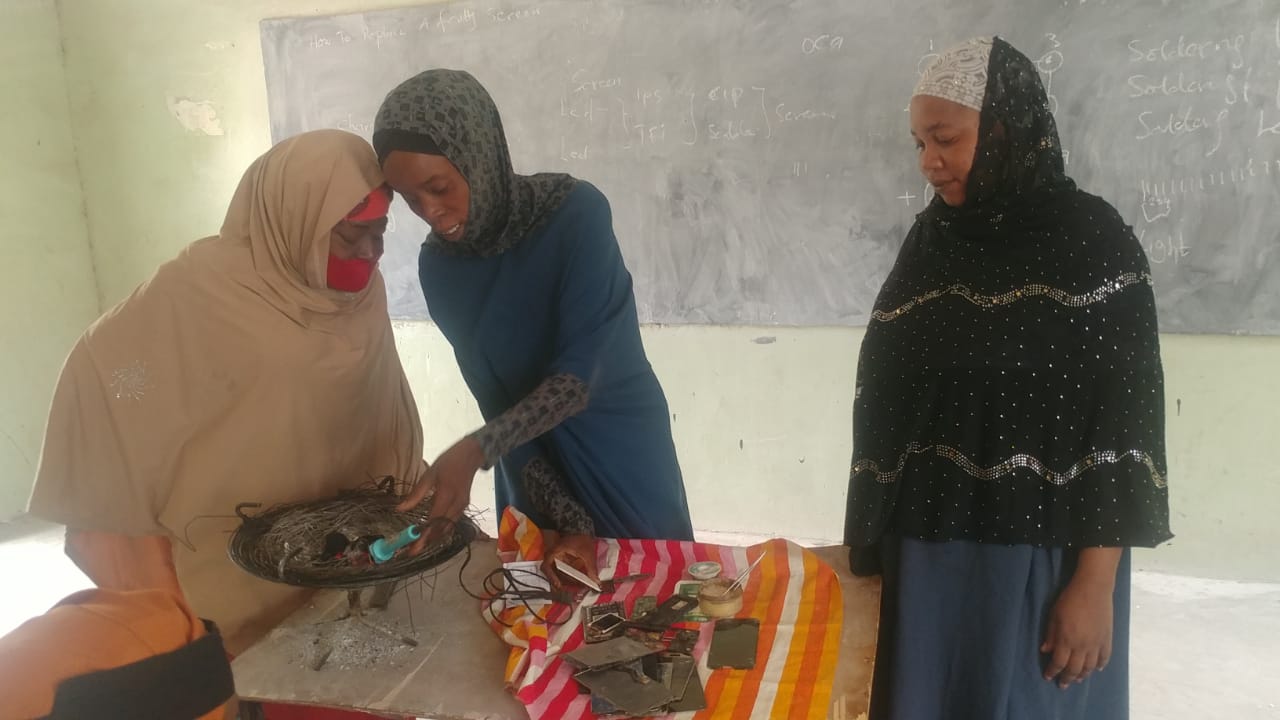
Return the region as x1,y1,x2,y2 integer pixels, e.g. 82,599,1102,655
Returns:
844,38,1172,719
373,70,693,583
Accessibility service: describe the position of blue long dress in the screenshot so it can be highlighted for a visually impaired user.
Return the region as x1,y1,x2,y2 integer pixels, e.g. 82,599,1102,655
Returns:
419,182,693,541
871,538,1132,720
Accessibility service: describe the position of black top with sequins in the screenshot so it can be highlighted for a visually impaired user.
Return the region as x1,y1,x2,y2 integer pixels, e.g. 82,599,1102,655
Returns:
843,38,1172,555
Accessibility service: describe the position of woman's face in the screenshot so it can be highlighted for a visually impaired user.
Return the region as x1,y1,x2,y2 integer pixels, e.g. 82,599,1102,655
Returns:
329,216,387,262
910,95,981,207
382,151,471,242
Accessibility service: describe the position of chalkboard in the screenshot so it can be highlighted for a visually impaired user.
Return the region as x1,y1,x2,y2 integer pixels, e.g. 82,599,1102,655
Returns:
261,0,1280,334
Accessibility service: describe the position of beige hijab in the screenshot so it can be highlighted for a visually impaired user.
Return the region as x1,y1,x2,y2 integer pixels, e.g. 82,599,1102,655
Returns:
29,129,425,652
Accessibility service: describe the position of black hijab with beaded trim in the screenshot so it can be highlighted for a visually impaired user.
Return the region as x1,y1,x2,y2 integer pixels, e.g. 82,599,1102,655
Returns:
843,37,1171,569
373,69,578,257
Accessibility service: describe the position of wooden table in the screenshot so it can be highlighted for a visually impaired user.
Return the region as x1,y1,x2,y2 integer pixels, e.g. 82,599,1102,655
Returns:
232,541,879,720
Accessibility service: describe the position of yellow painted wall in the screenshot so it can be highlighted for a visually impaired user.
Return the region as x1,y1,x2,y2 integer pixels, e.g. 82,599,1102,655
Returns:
0,0,101,517
10,0,1278,580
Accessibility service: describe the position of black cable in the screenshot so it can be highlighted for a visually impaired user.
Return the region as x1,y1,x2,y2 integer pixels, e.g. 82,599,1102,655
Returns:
442,518,574,629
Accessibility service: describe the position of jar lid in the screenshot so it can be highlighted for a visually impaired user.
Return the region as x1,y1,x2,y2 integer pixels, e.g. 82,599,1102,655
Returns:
688,561,722,580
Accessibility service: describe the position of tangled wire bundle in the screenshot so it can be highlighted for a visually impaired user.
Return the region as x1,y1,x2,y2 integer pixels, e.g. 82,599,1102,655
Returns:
228,477,477,590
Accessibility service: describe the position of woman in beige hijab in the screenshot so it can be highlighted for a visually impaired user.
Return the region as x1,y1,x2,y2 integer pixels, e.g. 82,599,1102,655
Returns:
28,129,426,659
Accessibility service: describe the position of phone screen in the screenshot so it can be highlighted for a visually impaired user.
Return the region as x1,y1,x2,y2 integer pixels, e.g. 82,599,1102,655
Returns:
591,612,624,632
708,618,760,670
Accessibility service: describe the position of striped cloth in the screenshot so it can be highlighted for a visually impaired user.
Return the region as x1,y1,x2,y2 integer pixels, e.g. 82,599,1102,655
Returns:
485,509,844,719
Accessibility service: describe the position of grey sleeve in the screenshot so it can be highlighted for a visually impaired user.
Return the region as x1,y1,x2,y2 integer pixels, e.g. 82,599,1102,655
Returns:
522,456,594,536
471,373,589,468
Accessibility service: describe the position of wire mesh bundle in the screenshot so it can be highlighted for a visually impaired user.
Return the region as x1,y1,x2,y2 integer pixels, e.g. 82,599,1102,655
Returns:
228,477,476,589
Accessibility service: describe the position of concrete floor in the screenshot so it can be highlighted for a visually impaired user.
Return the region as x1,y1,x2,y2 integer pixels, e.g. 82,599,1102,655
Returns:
2,517,1277,719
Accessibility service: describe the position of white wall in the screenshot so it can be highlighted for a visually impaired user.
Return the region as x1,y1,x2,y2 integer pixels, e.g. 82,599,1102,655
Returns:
0,0,101,518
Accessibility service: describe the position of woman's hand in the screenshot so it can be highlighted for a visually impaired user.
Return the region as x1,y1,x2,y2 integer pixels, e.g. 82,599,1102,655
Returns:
1041,548,1121,688
542,533,600,592
397,438,485,543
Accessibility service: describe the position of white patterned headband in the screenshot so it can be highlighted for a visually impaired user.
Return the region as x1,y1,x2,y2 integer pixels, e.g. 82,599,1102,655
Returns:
913,36,994,112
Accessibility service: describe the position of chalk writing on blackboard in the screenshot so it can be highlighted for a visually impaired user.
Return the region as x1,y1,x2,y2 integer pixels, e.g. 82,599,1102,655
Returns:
261,0,1280,333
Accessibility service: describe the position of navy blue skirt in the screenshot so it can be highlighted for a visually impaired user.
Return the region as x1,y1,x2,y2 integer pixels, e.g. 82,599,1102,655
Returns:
870,537,1131,720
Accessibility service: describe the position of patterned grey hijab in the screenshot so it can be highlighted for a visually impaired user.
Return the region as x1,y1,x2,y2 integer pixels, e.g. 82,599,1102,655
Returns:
373,69,577,257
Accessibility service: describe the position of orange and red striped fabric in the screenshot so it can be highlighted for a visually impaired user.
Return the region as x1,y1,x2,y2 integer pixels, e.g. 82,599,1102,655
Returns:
485,509,844,719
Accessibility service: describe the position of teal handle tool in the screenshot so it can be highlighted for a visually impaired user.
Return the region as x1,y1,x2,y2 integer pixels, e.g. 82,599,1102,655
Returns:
370,525,421,564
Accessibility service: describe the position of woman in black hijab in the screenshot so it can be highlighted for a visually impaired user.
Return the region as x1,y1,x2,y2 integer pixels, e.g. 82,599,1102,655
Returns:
844,37,1171,720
